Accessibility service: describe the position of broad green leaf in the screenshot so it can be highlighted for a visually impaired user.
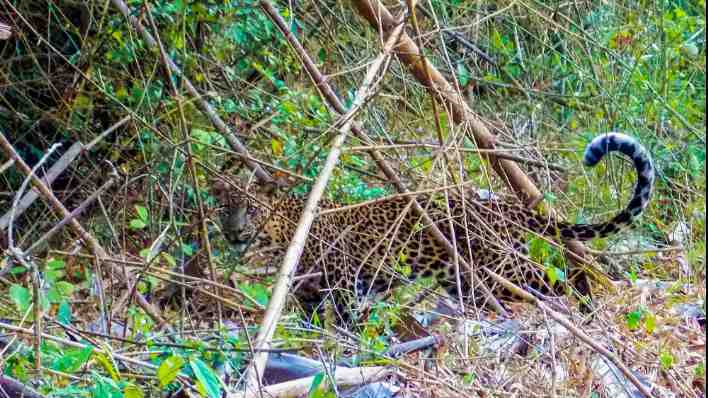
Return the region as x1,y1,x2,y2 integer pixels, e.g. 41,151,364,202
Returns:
45,269,65,284
51,346,93,373
239,283,270,306
55,281,74,296
57,300,72,325
46,258,65,270
92,377,120,398
157,355,185,388
135,205,148,222
190,358,221,398
9,284,31,313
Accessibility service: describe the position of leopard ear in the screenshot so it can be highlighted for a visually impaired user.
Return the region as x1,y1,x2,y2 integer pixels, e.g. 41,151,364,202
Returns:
257,180,281,196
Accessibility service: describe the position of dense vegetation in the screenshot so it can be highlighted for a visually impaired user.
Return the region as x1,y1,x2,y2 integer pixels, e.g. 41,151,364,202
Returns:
0,0,704,397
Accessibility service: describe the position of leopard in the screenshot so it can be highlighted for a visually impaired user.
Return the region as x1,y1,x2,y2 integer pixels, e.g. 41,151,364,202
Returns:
215,133,654,322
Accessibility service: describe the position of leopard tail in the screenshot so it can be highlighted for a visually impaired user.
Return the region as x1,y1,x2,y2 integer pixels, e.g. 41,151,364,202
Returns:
541,133,654,241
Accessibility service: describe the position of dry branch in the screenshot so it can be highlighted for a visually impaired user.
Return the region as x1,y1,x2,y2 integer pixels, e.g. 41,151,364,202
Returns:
242,20,404,394
0,142,80,231
26,173,118,254
0,21,11,40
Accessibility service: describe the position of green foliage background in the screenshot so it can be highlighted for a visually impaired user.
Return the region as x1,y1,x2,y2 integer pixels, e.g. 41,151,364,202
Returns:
0,0,704,396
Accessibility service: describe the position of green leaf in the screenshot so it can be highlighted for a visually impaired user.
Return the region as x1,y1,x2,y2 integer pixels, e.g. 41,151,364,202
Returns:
57,300,72,325
46,258,65,270
659,351,674,370
644,311,656,334
626,268,638,284
161,253,176,267
124,384,144,398
239,283,270,306
308,372,325,398
457,62,470,86
190,358,222,398
545,266,566,286
9,284,31,313
135,205,148,222
51,346,93,373
47,281,74,303
95,352,120,381
157,355,185,388
129,219,147,230
181,243,194,256
625,310,643,330
92,376,120,398
139,248,151,260
52,281,75,300
271,138,284,156
9,266,27,275
462,372,476,385
45,269,65,284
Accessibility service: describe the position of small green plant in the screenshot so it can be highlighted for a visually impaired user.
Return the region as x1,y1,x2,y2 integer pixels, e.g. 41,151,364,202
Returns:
625,309,643,330
9,258,75,321
528,236,567,286
129,205,149,230
659,350,675,370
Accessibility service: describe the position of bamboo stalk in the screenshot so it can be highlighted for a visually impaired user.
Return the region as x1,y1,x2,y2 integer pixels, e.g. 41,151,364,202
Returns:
350,0,590,268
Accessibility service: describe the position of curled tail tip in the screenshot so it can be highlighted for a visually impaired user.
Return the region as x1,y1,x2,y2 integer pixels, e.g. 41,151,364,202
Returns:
580,132,654,231
582,132,643,167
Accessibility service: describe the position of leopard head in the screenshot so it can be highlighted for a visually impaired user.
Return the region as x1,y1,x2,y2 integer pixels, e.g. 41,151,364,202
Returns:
213,179,280,251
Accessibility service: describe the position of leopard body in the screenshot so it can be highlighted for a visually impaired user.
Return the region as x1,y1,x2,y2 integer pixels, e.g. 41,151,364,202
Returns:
217,133,654,317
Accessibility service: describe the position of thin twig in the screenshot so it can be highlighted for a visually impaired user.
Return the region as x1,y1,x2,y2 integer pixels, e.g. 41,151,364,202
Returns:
6,143,61,249
587,246,685,257
0,158,14,174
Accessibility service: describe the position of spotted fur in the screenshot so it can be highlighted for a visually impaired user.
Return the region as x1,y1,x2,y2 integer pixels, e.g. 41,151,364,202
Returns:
216,134,654,319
